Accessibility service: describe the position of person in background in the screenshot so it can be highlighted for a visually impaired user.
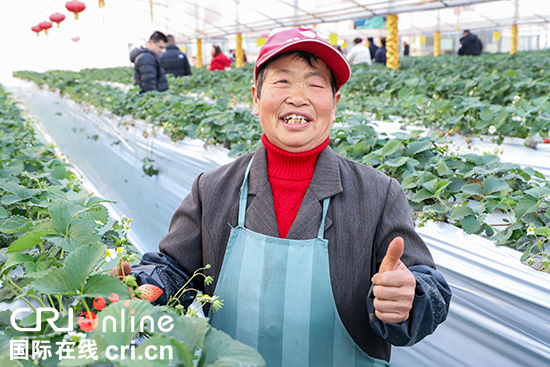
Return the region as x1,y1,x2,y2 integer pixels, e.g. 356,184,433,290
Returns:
116,27,451,367
230,49,248,63
367,37,378,60
129,31,169,93
160,35,192,77
403,41,410,56
458,30,483,56
346,37,372,65
208,45,232,71
375,37,388,66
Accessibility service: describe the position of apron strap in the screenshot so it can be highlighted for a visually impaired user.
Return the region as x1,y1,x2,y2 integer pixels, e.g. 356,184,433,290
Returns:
317,197,331,239
238,158,254,227
240,157,331,239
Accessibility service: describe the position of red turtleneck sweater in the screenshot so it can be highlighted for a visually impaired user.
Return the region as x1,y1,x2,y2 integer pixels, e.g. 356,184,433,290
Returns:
262,134,330,238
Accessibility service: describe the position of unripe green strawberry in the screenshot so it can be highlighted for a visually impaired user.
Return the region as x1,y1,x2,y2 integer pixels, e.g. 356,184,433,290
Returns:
137,284,163,303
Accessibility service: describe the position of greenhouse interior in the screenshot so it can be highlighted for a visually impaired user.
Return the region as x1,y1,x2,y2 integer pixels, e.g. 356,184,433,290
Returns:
0,0,549,366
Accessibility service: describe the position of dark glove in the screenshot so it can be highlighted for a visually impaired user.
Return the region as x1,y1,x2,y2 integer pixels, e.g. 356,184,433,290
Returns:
131,252,197,308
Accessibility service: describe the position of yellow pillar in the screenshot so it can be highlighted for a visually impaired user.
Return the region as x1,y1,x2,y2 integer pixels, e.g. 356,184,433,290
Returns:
434,31,441,57
150,0,153,21
510,25,518,54
235,33,244,68
511,0,518,54
196,39,203,68
386,14,399,70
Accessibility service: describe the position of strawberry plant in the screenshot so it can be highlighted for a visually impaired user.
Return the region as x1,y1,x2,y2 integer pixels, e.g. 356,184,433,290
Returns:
0,86,265,366
332,113,550,272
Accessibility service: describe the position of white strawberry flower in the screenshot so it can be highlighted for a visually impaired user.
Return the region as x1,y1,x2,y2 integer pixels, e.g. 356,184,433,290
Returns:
488,125,497,134
105,248,118,262
526,226,535,236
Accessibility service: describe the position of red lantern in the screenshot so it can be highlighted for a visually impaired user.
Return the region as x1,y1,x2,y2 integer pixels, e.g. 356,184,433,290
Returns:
49,12,66,28
39,21,53,35
31,25,42,37
65,0,86,20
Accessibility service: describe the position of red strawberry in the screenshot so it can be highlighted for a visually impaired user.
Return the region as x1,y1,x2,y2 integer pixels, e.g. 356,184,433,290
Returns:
109,293,119,303
78,312,98,332
93,297,106,311
544,138,550,144
138,284,163,303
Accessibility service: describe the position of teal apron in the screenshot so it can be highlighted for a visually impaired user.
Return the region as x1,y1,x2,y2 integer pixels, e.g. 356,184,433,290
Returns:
209,160,391,367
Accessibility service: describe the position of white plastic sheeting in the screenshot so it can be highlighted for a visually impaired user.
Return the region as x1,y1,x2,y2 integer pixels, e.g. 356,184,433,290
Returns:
7,79,232,253
5,81,550,367
394,221,550,367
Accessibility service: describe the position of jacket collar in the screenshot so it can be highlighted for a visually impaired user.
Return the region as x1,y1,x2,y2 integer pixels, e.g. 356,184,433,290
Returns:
245,143,342,239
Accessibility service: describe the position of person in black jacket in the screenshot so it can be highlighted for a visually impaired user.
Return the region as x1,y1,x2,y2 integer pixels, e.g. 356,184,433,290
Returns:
458,30,482,56
367,37,378,60
374,37,387,65
403,41,410,56
160,35,192,77
130,31,169,93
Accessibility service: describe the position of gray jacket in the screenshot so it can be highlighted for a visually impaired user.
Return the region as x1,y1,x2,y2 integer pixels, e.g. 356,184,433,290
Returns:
159,144,451,361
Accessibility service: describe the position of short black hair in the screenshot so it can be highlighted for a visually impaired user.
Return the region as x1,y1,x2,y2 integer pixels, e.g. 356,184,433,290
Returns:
255,51,337,100
367,37,374,43
381,37,386,46
149,31,167,43
354,37,362,44
166,35,175,44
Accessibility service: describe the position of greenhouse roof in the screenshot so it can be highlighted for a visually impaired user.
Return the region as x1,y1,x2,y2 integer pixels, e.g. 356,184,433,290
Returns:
148,0,500,39
2,0,549,75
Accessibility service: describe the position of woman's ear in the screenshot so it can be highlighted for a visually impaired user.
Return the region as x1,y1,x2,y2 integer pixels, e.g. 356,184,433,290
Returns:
331,90,341,122
252,84,260,116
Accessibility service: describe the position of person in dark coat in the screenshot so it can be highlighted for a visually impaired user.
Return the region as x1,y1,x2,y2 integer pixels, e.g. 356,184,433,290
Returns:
374,37,387,65
129,31,169,93
458,30,482,56
403,41,410,56
367,37,378,60
160,35,191,77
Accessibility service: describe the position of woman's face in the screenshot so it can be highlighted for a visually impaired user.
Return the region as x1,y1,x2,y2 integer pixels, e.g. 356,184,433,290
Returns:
251,54,340,153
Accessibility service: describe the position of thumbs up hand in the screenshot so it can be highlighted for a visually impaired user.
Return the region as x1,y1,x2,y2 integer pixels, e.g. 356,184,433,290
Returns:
371,237,416,324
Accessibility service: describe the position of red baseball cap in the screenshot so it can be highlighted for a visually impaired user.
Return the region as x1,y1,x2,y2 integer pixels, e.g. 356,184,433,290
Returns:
254,27,351,90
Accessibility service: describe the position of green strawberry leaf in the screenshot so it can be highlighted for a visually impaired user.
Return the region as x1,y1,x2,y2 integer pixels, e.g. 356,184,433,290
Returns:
7,230,57,253
64,242,106,290
0,215,33,234
29,268,77,295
